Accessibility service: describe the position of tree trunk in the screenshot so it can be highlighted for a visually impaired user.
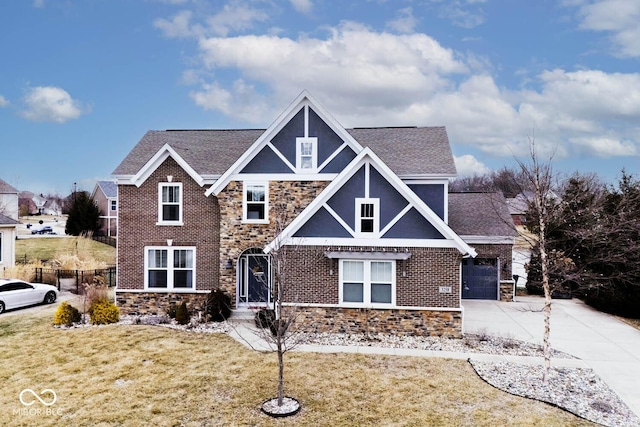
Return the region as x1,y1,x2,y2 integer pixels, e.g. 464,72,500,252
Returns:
535,172,552,382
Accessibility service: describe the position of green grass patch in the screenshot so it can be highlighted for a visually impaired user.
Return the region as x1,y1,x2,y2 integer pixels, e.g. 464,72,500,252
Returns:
15,237,115,265
0,307,595,427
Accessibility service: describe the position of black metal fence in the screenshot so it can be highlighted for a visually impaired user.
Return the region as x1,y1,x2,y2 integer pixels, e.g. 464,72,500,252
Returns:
91,235,116,248
34,266,116,294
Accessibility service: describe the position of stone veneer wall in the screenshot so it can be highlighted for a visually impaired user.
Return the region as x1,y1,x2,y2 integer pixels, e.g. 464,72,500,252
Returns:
117,157,221,313
116,292,209,316
282,246,463,308
216,180,328,302
286,306,462,338
470,243,515,302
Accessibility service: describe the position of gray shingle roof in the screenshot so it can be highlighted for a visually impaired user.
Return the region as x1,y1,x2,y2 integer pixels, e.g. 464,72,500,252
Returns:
97,181,118,198
0,179,18,194
448,192,516,237
112,127,456,177
348,127,456,175
0,213,20,225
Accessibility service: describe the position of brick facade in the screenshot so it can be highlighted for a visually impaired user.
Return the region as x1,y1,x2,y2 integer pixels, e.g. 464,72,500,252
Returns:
117,157,220,296
281,246,462,308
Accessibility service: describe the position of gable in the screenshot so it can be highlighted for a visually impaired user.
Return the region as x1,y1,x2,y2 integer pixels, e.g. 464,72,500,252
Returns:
206,90,363,196
269,148,474,255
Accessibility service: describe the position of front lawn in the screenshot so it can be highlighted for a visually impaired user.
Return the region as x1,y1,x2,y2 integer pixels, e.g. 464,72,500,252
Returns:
15,236,116,265
0,304,594,427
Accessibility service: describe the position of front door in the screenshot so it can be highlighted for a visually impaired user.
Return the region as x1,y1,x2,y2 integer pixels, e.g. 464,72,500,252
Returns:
238,249,271,306
462,258,498,300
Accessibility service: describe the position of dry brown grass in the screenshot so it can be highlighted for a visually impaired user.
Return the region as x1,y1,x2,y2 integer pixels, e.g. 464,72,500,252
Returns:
619,317,640,331
0,308,596,427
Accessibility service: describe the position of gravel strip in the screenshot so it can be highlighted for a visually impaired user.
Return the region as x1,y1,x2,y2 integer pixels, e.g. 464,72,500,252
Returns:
470,360,640,427
292,331,576,358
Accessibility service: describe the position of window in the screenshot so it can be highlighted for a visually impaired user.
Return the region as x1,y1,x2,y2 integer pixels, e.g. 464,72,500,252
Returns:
158,183,182,225
340,260,395,306
145,247,195,290
296,137,317,171
355,198,380,236
243,183,268,223
110,200,117,211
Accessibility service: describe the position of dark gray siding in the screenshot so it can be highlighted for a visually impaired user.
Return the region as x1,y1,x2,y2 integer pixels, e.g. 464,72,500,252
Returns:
320,147,357,173
241,145,292,173
309,108,345,164
271,107,304,164
326,165,365,230
383,207,445,239
293,207,352,237
408,184,445,219
369,167,409,229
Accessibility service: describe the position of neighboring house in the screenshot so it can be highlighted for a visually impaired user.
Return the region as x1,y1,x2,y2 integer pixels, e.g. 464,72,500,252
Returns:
0,179,19,221
113,91,516,337
0,179,20,271
92,181,118,237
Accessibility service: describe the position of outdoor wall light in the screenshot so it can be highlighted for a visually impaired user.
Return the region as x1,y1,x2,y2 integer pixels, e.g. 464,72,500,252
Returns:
224,259,233,269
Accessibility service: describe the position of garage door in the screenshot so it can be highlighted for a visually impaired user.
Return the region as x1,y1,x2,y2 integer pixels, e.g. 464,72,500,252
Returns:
462,258,498,300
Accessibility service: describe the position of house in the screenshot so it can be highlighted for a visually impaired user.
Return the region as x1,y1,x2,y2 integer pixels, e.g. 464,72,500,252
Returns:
91,181,118,237
112,91,515,337
0,179,20,272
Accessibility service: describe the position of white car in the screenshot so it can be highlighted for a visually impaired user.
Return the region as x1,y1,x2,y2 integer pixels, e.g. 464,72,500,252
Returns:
0,279,58,314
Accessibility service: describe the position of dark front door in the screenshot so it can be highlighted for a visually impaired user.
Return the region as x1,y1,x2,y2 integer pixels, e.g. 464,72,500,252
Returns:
238,249,271,305
462,258,498,300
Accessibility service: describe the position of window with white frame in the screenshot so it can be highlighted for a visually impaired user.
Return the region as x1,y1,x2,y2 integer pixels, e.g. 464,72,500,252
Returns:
296,137,317,171
145,247,195,289
110,199,117,211
243,183,268,223
158,183,182,224
356,198,380,236
340,260,395,306
0,232,3,263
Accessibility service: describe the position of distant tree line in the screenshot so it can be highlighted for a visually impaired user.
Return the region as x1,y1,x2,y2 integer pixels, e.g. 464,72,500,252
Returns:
451,168,640,318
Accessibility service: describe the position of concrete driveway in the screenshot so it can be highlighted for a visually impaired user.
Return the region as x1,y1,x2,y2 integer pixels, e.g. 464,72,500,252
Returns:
462,295,640,417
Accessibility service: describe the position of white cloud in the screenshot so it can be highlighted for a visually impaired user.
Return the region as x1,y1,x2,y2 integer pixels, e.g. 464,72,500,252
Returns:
180,21,639,163
289,0,313,14
454,154,490,177
154,10,199,38
571,0,640,57
33,0,45,8
431,0,486,29
205,1,269,37
386,7,418,34
193,22,468,120
154,2,269,39
0,95,9,107
20,86,86,123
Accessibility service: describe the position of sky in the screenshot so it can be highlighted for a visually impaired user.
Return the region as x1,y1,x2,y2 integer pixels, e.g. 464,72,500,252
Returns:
1,0,639,196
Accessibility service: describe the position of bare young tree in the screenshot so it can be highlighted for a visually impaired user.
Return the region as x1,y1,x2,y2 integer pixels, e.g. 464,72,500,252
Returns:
237,201,309,416
514,139,557,381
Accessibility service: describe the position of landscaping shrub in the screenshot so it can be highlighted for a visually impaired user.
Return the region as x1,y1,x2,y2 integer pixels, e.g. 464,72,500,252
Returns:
255,309,276,329
88,300,120,325
175,301,190,325
166,304,177,319
205,289,232,322
53,302,81,326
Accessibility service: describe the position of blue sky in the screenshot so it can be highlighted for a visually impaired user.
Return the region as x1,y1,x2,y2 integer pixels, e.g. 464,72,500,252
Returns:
1,0,639,195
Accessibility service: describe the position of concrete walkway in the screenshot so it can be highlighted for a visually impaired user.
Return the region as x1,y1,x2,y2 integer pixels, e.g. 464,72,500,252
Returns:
462,296,640,417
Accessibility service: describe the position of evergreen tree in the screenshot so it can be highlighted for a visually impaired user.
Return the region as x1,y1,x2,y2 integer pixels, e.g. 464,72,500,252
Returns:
65,191,100,236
